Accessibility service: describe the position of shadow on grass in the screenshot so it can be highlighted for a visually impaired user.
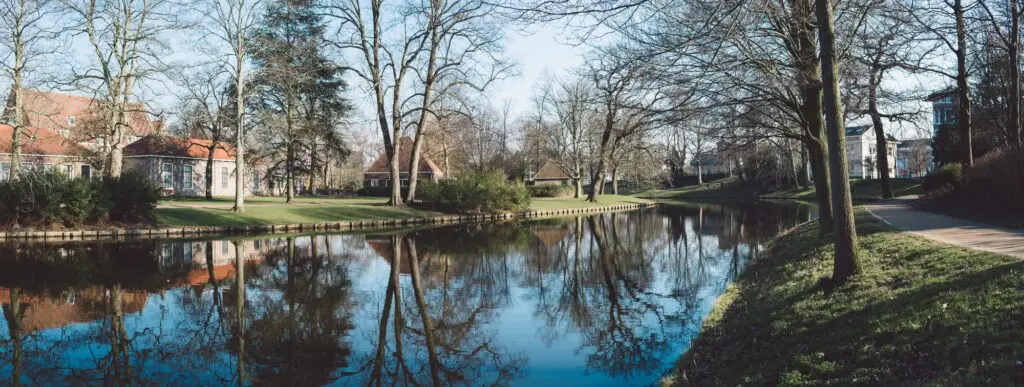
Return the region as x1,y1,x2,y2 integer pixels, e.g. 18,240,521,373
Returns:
675,212,1024,385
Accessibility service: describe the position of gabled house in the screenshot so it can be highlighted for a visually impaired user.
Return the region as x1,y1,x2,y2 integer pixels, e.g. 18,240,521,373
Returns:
363,137,445,189
0,124,94,180
124,135,268,197
530,160,573,186
3,89,157,149
844,125,898,179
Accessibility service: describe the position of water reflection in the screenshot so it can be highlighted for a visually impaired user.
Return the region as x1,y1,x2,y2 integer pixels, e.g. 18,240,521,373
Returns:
0,201,810,386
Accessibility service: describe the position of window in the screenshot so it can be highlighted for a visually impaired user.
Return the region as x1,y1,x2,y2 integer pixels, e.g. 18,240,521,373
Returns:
254,239,262,249
370,179,380,187
221,167,229,189
67,116,76,126
400,178,409,187
162,243,173,266
80,165,91,179
44,163,55,172
183,243,193,264
0,162,9,181
221,241,229,256
162,163,174,187
63,165,73,176
182,165,193,189
252,170,261,192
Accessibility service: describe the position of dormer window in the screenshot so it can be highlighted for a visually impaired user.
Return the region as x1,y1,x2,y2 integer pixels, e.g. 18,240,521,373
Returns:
67,116,76,126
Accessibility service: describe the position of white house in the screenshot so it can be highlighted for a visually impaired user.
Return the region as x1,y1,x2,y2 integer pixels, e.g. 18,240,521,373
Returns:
845,126,898,179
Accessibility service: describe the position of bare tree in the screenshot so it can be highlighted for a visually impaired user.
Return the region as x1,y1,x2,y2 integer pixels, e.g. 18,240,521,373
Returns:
907,0,975,166
404,0,510,203
537,76,592,198
328,0,431,206
0,0,59,179
977,0,1022,146
818,0,860,282
62,0,181,177
174,67,234,200
200,0,263,212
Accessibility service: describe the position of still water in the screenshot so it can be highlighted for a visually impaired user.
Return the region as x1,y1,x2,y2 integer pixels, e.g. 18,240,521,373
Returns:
0,201,811,386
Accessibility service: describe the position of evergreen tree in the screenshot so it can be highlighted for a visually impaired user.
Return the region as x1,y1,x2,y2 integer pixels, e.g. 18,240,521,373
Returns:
250,0,350,201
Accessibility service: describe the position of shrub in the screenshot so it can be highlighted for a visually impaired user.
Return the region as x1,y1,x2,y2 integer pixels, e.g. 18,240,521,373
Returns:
922,163,963,192
103,171,161,222
419,171,531,214
528,184,573,198
0,170,159,228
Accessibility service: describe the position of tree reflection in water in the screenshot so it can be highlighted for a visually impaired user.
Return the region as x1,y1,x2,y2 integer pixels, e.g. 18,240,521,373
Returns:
0,201,809,386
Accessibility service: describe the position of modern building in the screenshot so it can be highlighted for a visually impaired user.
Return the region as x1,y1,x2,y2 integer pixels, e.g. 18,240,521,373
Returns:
124,135,268,197
363,137,445,189
896,139,934,178
845,125,898,179
926,87,958,136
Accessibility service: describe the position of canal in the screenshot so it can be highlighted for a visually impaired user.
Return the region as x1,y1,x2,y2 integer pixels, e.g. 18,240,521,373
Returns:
0,201,812,386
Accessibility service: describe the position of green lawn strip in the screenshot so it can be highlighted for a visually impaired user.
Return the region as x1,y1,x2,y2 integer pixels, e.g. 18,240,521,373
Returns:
639,178,922,202
156,195,653,227
529,195,654,211
155,201,438,227
667,210,1023,385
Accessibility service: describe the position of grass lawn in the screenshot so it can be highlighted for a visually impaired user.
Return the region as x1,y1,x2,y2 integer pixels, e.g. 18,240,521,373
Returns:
155,195,653,227
529,194,653,211
156,197,439,227
666,211,1023,385
639,177,922,202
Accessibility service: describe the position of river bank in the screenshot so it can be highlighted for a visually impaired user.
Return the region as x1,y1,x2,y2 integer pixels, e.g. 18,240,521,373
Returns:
664,210,1023,385
638,178,922,202
0,195,655,241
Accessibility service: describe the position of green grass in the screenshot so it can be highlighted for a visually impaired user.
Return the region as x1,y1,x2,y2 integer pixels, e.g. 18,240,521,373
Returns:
529,194,653,211
665,211,1023,385
639,178,922,202
155,195,653,227
156,197,438,227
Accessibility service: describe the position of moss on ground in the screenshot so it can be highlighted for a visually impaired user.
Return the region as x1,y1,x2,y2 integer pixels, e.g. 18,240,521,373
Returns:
665,211,1023,385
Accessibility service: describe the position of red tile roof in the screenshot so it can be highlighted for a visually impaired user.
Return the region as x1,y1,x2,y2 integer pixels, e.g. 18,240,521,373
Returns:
534,160,571,180
0,124,86,156
8,89,156,139
365,137,444,176
124,135,236,161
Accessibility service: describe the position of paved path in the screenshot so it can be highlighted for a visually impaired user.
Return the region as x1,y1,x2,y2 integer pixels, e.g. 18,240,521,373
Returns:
865,198,1024,258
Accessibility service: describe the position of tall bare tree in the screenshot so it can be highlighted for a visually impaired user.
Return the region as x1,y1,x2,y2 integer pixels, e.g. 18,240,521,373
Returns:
0,0,59,180
63,0,180,177
201,0,264,212
978,0,1022,146
817,0,860,282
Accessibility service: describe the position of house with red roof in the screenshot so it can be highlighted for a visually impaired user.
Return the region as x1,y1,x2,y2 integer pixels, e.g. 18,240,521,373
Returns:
124,135,269,197
3,89,157,149
363,137,445,189
0,124,95,180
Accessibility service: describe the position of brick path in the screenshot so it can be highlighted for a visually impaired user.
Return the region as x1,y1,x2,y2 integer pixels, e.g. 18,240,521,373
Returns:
865,198,1024,258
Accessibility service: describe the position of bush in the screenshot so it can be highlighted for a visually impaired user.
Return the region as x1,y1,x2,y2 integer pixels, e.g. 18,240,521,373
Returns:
528,184,573,198
0,170,159,228
419,171,531,214
103,171,161,222
922,163,963,192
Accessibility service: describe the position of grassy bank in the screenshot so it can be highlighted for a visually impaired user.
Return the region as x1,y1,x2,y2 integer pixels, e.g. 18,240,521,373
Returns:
640,178,922,202
666,211,1023,385
155,195,654,227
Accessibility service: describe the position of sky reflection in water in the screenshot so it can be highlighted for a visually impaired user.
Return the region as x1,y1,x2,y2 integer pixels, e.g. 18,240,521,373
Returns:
0,202,811,386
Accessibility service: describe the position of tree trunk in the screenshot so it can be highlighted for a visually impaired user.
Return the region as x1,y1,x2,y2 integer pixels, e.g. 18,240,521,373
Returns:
793,0,833,234
206,143,216,200
233,49,246,212
817,0,860,282
9,50,23,180
285,101,295,203
405,7,441,204
574,165,583,198
954,0,973,166
868,75,894,199
1010,0,1022,146
611,166,619,195
4,288,22,386
798,143,810,189
696,162,703,185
